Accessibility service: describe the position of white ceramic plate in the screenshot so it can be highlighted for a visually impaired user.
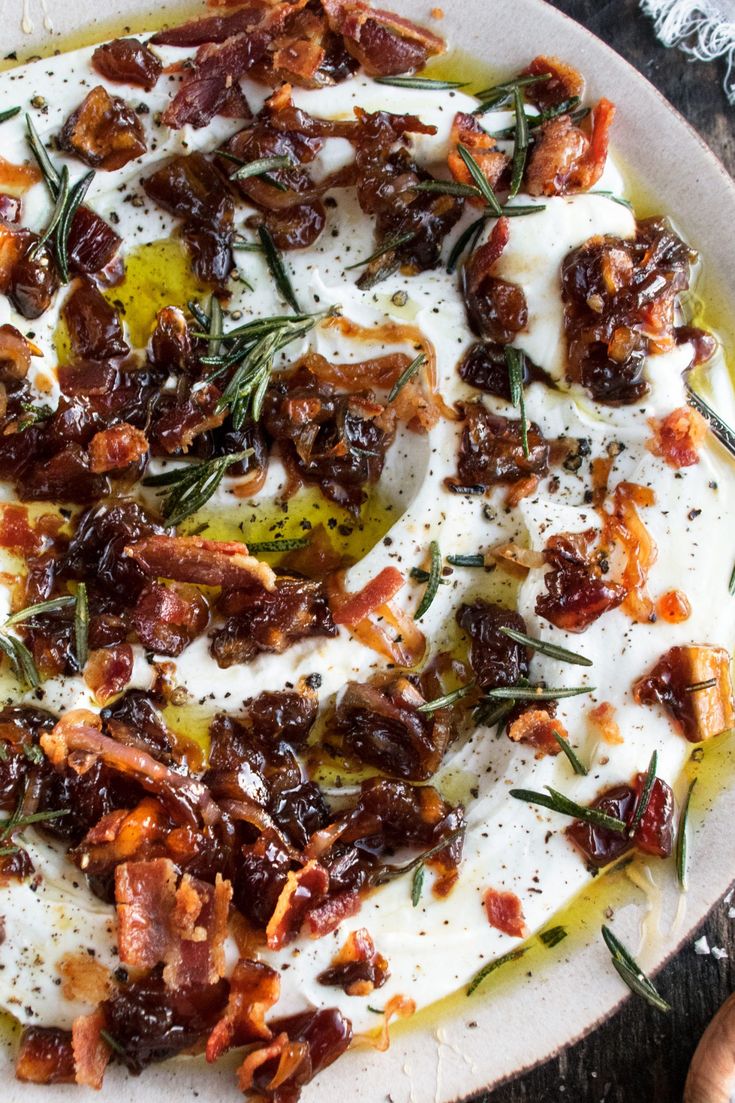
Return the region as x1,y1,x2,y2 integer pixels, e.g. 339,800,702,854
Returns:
2,1,734,1099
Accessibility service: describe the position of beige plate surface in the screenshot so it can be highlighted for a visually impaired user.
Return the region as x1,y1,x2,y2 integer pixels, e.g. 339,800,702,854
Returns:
1,0,735,1099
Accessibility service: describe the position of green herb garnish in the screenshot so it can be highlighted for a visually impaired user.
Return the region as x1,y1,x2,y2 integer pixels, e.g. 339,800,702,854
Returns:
414,539,442,620
505,346,529,457
143,451,253,528
629,750,657,834
485,684,594,701
509,85,529,197
676,778,697,890
601,925,671,1013
553,732,588,776
246,537,310,553
344,231,416,273
447,553,485,568
0,633,39,688
686,386,735,461
474,697,516,728
415,179,483,199
591,190,635,211
411,864,425,906
0,107,21,124
510,786,626,833
417,682,476,714
456,144,503,214
17,401,52,432
473,72,550,112
685,678,717,693
231,154,293,185
446,214,487,274
99,1030,127,1059
258,224,300,312
539,925,568,949
371,827,464,887
4,595,75,627
375,75,467,90
388,352,425,402
74,582,89,669
499,625,592,667
467,948,527,995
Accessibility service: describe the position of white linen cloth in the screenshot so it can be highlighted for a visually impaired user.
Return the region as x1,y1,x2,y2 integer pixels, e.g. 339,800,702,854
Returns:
641,0,735,103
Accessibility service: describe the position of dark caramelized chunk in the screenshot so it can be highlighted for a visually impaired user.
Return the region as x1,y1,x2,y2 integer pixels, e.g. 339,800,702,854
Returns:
536,529,626,633
336,677,452,781
455,405,549,490
322,0,444,76
19,444,109,504
62,277,129,361
262,368,390,513
149,306,192,373
15,1027,76,1084
36,758,128,844
245,689,318,747
634,775,675,858
462,217,527,344
317,928,389,995
234,836,291,929
211,574,336,668
272,781,329,850
458,341,530,401
62,500,169,603
59,86,147,171
102,971,228,1074
6,232,60,319
245,1007,352,1099
0,324,32,382
561,219,700,404
92,38,163,91
521,56,585,110
566,784,635,868
101,690,173,760
633,644,735,742
456,599,529,690
132,581,209,657
68,205,122,275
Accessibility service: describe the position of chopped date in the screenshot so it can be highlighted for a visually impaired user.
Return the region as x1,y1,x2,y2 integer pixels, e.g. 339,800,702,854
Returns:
62,500,169,603
92,37,163,91
132,581,209,657
240,1006,352,1099
0,324,32,382
454,405,549,490
322,0,444,76
15,1027,76,1084
458,341,530,401
535,529,626,632
456,599,529,690
4,230,60,319
317,928,389,995
62,278,129,361
567,775,675,867
59,86,147,172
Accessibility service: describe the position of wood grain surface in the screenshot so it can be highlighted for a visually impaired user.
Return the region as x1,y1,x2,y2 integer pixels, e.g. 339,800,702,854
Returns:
474,3,735,1101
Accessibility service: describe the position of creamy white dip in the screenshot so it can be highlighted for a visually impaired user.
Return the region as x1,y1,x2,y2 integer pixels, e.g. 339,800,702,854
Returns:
0,40,732,1039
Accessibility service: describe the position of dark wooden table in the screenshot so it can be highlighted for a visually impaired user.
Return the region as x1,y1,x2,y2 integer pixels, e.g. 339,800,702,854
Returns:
476,3,735,1101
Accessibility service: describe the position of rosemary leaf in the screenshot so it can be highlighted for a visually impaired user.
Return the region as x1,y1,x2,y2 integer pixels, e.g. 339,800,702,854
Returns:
505,346,529,457
415,179,482,199
553,731,588,776
0,633,40,689
143,450,253,528
509,85,529,198
629,750,657,834
371,827,464,886
99,1030,127,1060
486,685,594,701
0,106,21,124
344,231,416,272
4,595,75,627
456,144,503,215
231,154,293,185
601,925,671,1013
188,300,211,330
17,401,52,432
474,72,550,109
388,352,425,402
591,190,635,211
54,169,94,283
502,204,546,217
23,743,44,764
499,625,592,667
474,697,515,728
32,164,70,252
246,537,309,553
418,682,476,714
411,864,425,907
258,224,300,312
539,925,568,949
74,582,89,669
467,948,527,995
375,75,467,90
510,786,626,833
1,807,68,836
686,386,735,461
26,114,60,192
446,214,487,274
685,678,717,693
489,97,584,139
414,539,442,620
207,294,223,358
676,778,697,890
447,554,485,568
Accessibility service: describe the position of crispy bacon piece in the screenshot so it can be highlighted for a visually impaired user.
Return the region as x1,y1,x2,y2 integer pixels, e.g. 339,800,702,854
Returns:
124,534,276,591
58,953,112,1004
634,644,735,742
251,5,358,87
526,99,615,197
0,502,41,554
59,86,146,171
507,708,565,758
92,37,163,90
322,0,444,75
116,856,178,970
452,405,549,491
83,643,134,703
522,55,585,110
151,1,307,46
132,581,208,657
71,1009,111,1090
206,959,280,1062
448,112,508,197
166,872,232,988
89,423,149,473
304,889,361,937
265,859,329,949
41,709,221,827
463,218,529,344
329,565,404,627
536,529,626,632
0,156,41,197
483,887,527,938
647,406,708,468
327,567,425,665
161,36,263,129
318,928,389,995
16,1027,76,1084
336,676,453,780
588,701,623,745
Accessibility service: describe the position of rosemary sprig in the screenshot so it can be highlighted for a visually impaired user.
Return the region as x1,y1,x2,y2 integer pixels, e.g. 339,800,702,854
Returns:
32,164,70,253
509,85,529,199
418,682,476,714
344,231,416,273
489,99,587,140
539,925,568,949
591,190,635,211
474,697,516,728
371,827,464,887
143,450,253,528
74,582,89,669
467,948,527,995
55,170,94,282
446,214,487,274
230,154,293,185
510,786,626,833
375,75,467,90
0,106,21,124
414,540,442,620
411,864,425,906
246,537,309,553
0,633,39,689
1,807,68,838
676,778,697,890
447,554,485,568
553,731,588,776
26,114,60,190
456,144,503,215
499,626,592,667
505,347,529,458
601,925,671,1013
388,352,425,402
207,294,223,358
629,750,657,835
730,562,735,596
258,224,300,312
415,179,482,199
474,72,550,110
4,595,75,627
685,678,717,693
686,386,735,461
486,685,594,701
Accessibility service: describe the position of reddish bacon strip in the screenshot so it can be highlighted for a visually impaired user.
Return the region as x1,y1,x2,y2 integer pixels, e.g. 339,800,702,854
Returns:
124,535,276,591
265,859,329,949
647,406,708,468
322,0,444,75
71,1009,111,1090
483,887,527,938
448,112,508,197
206,959,280,1062
328,566,405,627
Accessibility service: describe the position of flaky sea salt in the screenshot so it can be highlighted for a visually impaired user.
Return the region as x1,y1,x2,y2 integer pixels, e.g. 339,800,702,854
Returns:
694,936,711,955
